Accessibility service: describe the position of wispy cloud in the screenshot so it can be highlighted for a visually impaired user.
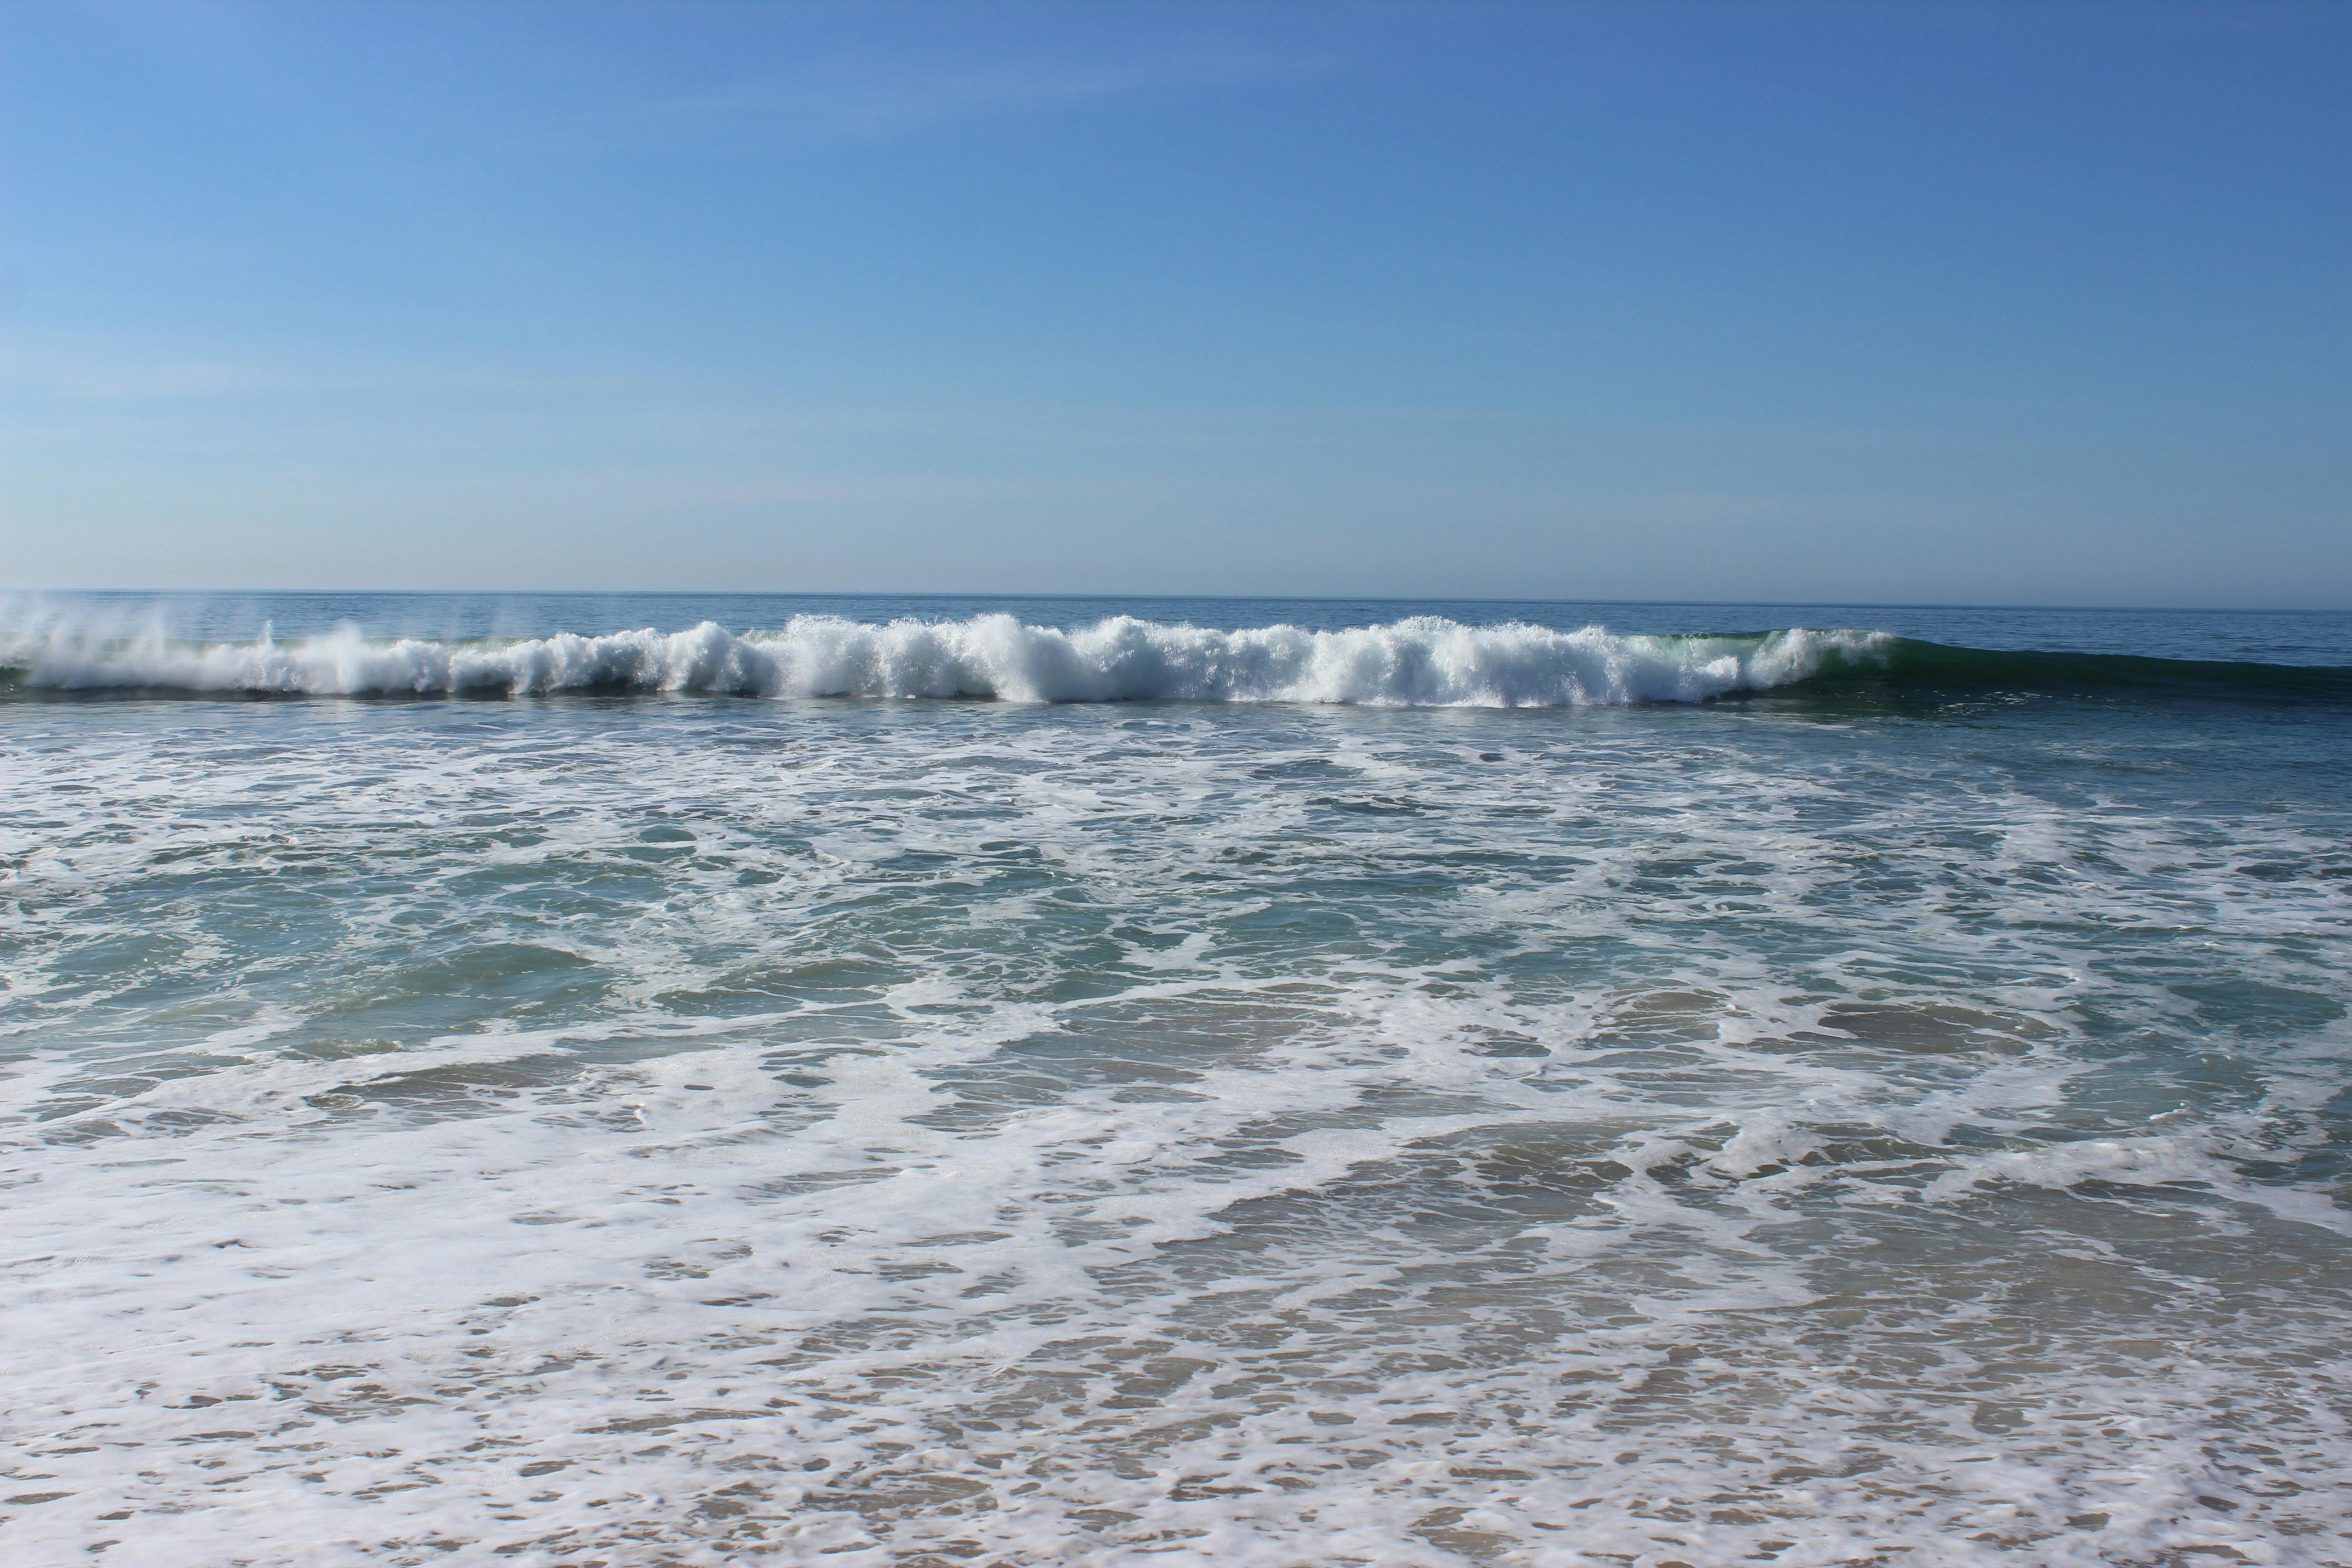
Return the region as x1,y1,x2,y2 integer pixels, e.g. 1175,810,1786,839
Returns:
2,353,330,403
605,41,1337,148
0,331,530,403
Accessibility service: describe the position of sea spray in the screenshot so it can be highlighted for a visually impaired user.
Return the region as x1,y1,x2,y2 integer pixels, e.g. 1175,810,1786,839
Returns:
0,612,1883,704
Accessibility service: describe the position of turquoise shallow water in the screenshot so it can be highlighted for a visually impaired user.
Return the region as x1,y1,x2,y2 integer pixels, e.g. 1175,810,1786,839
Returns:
3,596,2349,1567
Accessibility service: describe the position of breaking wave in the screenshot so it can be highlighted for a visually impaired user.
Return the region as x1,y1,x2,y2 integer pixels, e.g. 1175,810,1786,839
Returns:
7,611,2346,706
0,614,1885,706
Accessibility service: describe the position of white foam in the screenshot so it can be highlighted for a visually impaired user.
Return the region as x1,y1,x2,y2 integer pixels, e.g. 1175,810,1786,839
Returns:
4,684,2348,1565
0,611,1887,705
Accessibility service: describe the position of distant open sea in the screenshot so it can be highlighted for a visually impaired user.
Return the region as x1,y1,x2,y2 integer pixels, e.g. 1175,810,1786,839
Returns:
5,593,2349,1567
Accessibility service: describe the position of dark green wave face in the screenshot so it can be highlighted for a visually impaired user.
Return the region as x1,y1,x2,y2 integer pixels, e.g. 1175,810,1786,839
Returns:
1781,636,2352,704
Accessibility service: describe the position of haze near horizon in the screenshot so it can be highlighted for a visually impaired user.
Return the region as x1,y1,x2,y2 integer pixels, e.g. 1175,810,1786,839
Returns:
3,0,2347,608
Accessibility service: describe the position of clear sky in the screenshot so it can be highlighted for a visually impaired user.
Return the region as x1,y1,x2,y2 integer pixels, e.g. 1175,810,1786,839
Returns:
3,1,2347,606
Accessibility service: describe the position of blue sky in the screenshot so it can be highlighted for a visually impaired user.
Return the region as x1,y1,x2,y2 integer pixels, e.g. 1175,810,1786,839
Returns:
3,0,2347,605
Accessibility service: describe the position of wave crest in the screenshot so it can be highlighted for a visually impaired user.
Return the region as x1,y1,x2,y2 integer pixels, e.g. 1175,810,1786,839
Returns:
0,614,1885,706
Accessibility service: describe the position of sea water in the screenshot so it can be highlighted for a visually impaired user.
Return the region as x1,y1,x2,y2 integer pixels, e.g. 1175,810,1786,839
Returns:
3,595,2348,1567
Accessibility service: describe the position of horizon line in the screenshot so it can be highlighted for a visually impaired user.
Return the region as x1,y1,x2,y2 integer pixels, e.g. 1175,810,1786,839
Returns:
12,588,2348,617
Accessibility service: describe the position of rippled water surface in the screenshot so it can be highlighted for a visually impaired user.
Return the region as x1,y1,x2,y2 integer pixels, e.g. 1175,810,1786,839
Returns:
4,597,2349,1567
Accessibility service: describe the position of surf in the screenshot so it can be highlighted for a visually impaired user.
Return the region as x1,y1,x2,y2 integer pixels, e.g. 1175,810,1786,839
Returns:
6,610,2348,706
0,613,1882,705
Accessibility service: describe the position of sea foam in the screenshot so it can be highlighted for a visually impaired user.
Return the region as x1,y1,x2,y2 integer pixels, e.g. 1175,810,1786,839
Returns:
7,652,2348,1566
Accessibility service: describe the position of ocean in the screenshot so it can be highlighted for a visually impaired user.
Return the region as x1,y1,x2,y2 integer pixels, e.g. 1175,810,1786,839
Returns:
4,593,2349,1567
